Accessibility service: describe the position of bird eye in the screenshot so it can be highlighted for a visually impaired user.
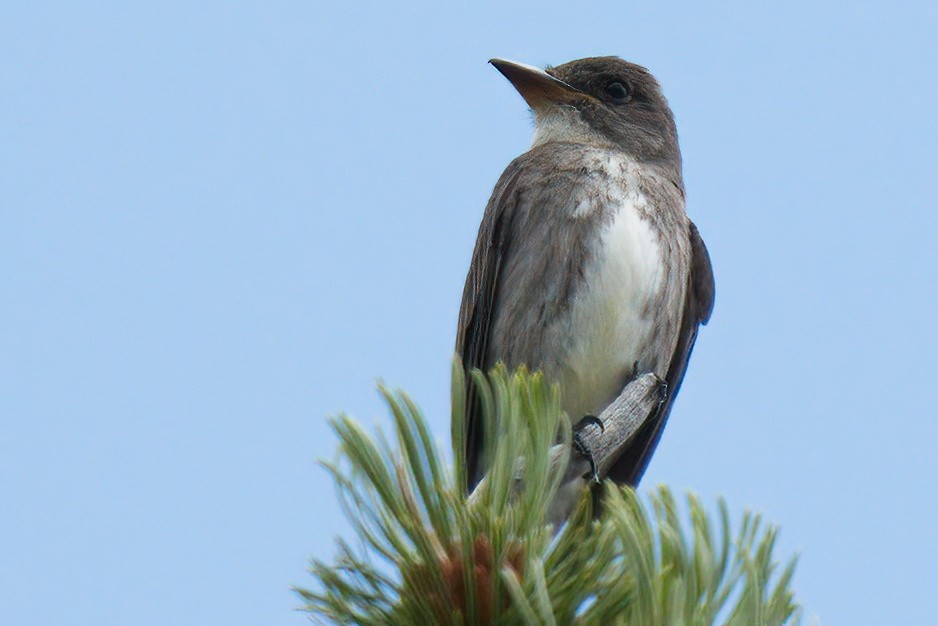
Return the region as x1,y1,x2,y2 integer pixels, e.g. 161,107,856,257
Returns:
605,81,632,101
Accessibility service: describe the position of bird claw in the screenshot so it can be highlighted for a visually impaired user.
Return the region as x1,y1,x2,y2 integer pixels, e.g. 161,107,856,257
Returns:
573,414,604,483
574,414,604,434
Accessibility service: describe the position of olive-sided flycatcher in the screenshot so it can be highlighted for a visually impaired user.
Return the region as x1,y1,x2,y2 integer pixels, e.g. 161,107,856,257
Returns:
457,57,715,492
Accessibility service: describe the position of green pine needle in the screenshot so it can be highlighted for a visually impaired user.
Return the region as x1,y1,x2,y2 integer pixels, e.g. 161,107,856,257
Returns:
296,362,800,625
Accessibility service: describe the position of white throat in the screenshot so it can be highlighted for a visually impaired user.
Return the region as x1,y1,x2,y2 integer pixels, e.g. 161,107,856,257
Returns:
531,107,597,148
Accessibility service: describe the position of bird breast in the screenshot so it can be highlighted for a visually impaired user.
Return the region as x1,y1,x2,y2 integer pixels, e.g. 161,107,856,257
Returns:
560,160,671,418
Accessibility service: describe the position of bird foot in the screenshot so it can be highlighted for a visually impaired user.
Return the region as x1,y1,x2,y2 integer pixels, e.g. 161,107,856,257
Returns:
573,414,604,483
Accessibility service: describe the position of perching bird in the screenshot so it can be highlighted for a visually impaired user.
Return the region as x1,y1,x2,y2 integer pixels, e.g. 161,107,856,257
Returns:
456,57,714,493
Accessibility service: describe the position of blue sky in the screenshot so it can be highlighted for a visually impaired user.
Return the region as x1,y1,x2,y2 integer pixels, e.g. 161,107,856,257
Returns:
3,2,937,624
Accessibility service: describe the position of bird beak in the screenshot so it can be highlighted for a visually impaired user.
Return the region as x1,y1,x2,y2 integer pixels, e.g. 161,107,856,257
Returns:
489,58,587,110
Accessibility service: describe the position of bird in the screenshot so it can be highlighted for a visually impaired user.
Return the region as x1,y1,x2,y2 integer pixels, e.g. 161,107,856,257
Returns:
456,57,714,494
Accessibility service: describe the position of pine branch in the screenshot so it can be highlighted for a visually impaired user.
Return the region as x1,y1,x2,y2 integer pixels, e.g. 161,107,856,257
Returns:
296,362,800,625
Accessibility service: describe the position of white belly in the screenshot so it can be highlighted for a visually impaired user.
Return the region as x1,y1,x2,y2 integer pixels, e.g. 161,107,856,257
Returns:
561,191,664,416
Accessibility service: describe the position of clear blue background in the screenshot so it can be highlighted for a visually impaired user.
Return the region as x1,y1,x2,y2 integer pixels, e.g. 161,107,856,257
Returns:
3,2,937,624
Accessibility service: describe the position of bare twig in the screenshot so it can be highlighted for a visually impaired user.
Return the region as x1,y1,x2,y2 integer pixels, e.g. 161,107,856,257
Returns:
548,373,661,522
564,373,662,479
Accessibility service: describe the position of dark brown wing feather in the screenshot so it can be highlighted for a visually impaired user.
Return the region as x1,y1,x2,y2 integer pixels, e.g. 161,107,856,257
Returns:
605,220,715,486
455,161,524,492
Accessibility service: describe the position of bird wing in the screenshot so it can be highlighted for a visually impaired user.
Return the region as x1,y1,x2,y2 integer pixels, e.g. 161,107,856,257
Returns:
604,219,715,485
455,159,524,492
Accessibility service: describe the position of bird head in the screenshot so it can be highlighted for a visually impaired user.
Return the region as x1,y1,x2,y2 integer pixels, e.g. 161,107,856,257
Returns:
490,57,681,172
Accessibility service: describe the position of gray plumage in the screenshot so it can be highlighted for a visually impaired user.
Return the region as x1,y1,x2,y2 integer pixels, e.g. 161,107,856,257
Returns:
457,57,714,492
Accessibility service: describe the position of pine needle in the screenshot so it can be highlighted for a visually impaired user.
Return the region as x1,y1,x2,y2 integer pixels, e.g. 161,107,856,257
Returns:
296,363,801,625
